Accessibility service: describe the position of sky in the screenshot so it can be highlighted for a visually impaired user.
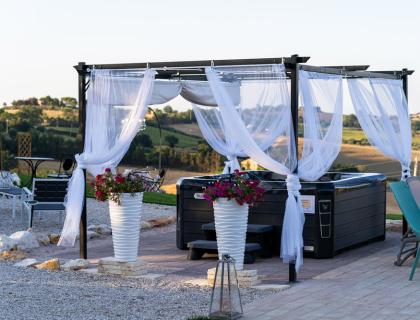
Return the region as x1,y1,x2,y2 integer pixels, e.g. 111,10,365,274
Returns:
0,0,419,114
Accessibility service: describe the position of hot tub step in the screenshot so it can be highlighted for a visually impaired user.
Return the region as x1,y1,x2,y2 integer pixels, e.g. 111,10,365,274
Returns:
187,240,261,264
202,223,274,258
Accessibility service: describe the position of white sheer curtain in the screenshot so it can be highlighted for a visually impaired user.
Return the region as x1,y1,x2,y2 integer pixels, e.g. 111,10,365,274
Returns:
347,78,411,180
192,97,291,174
298,70,343,181
58,69,156,246
206,65,343,271
205,64,302,267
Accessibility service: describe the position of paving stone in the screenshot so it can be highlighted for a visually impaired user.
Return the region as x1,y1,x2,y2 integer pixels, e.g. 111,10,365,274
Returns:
98,257,147,276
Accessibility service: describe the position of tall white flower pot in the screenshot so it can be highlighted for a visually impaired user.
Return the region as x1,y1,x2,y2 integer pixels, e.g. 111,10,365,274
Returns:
213,198,249,271
108,192,143,262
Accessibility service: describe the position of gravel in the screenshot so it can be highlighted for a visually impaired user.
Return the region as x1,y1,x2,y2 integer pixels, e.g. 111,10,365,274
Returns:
0,197,277,319
0,198,175,236
0,263,275,320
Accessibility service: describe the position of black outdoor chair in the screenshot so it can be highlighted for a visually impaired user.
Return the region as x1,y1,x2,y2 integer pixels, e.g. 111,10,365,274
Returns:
146,169,166,192
48,155,75,179
129,168,166,192
23,178,69,228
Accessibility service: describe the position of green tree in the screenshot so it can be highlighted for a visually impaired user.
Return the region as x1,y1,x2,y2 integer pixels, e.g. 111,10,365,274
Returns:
17,106,43,126
40,95,60,107
60,97,78,108
165,134,179,148
137,134,153,148
163,105,173,113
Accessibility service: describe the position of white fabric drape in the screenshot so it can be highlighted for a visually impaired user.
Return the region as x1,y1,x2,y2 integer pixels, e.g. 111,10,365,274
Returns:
205,64,303,268
181,80,241,107
298,70,343,181
206,65,343,272
347,78,411,180
58,69,156,246
195,65,293,174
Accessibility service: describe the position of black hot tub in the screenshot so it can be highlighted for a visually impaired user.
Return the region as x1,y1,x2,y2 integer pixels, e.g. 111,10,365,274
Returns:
176,171,386,258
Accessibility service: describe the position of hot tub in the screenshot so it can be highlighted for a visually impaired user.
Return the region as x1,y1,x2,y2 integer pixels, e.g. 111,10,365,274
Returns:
176,171,386,258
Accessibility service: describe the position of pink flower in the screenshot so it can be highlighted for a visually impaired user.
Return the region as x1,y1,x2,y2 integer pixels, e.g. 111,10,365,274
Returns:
105,168,111,173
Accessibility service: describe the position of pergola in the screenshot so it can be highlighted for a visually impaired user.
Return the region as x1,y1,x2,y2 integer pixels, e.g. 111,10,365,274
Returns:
73,54,414,282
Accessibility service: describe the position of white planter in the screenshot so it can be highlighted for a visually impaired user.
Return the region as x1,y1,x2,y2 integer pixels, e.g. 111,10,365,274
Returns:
213,198,249,271
109,192,143,262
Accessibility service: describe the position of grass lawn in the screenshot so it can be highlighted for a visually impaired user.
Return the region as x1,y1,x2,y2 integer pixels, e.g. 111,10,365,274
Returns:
143,125,200,149
86,182,176,206
386,213,402,220
342,127,367,140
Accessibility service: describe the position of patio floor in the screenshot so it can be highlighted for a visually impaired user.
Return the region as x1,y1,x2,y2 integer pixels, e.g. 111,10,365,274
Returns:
29,225,402,283
241,243,420,320
23,226,420,319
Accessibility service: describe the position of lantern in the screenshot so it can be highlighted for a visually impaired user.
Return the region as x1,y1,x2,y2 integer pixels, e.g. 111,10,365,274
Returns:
209,254,243,319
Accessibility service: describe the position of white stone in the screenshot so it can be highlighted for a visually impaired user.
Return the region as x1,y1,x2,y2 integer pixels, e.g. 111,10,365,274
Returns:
14,258,38,268
87,231,99,239
0,234,15,253
98,257,146,276
62,259,90,271
140,221,152,230
9,231,39,251
48,233,61,244
96,224,112,235
34,233,50,246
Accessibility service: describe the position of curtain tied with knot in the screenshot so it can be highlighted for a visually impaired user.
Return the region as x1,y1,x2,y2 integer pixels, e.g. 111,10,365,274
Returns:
205,65,343,272
58,69,156,247
223,155,240,174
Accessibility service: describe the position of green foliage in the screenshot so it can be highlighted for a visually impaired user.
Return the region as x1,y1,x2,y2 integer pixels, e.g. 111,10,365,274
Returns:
163,105,173,113
86,180,176,206
343,114,361,128
91,169,146,203
0,149,17,170
136,134,153,148
12,97,39,107
165,134,179,148
60,97,78,108
17,106,43,126
40,95,60,107
186,316,211,320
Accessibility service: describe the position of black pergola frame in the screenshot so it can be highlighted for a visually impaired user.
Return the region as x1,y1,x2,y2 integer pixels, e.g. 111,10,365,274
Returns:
74,54,414,283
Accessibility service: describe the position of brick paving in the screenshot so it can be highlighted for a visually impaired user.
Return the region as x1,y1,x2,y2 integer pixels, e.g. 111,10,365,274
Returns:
29,225,402,285
25,225,418,319
241,243,420,320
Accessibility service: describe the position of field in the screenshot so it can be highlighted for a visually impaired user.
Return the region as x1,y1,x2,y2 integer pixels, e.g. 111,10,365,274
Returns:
5,108,76,119
141,125,200,148
47,124,201,149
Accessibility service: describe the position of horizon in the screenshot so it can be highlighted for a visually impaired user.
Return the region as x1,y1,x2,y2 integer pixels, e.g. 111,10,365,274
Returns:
0,0,419,114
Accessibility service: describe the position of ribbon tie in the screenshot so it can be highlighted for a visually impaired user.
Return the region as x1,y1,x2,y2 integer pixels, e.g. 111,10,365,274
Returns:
401,163,411,181
222,155,240,174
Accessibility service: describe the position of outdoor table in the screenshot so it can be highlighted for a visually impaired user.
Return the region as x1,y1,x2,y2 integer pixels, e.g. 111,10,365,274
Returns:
15,156,55,186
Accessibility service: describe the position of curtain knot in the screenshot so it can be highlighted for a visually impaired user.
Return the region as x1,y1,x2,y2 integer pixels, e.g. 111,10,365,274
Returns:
286,174,301,195
223,155,240,174
74,154,86,169
401,163,411,181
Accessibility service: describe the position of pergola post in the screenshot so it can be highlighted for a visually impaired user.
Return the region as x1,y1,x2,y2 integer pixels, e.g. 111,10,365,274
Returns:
76,62,88,259
288,54,300,283
402,68,409,235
